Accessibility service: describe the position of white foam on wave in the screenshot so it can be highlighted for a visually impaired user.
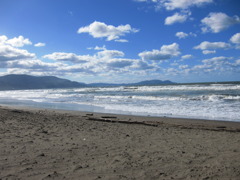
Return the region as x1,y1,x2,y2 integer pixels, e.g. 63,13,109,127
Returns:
72,84,240,93
94,94,240,102
0,83,239,121
89,100,240,121
135,84,240,92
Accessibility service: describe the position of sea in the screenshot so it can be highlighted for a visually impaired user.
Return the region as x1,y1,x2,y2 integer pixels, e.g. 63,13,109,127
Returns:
0,82,240,122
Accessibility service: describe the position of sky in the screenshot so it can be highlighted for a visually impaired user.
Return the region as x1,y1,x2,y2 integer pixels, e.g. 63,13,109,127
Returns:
0,0,240,83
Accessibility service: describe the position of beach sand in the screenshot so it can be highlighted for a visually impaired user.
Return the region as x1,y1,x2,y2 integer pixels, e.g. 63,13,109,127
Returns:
0,105,240,180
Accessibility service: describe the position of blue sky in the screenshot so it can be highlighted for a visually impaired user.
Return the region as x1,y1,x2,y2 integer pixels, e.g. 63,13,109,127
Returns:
0,0,240,83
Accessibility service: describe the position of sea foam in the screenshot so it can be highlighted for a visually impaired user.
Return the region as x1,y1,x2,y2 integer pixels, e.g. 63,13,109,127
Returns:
0,83,239,121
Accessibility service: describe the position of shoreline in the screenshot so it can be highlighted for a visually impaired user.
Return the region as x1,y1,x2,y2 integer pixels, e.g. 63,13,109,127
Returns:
2,104,240,125
1,101,240,123
1,105,240,179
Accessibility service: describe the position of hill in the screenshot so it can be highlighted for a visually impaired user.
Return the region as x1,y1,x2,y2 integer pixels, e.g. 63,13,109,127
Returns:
0,74,86,90
89,80,175,87
0,74,175,90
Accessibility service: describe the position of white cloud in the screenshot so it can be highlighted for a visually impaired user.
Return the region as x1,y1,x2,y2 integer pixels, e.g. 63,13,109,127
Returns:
179,64,189,69
201,12,240,33
235,59,240,65
189,56,235,74
175,31,197,39
175,32,188,39
230,33,240,44
34,42,46,47
139,43,180,60
106,59,134,68
0,35,8,44
166,67,179,75
134,0,149,2
6,59,76,77
136,0,213,10
97,50,125,59
115,39,129,43
6,36,32,47
0,35,32,48
164,56,239,77
201,56,233,66
77,21,139,42
0,44,36,61
160,0,213,10
6,59,63,70
194,41,231,50
165,12,189,25
181,54,193,59
132,60,157,70
0,34,158,78
43,49,126,67
202,50,216,54
87,45,107,51
42,48,147,75
43,52,94,63
55,64,96,75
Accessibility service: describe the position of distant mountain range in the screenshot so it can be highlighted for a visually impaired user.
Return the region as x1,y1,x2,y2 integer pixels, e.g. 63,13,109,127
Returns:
90,79,174,87
0,74,175,90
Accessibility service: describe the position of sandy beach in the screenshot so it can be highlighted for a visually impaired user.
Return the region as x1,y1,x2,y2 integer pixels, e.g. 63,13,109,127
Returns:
0,105,240,180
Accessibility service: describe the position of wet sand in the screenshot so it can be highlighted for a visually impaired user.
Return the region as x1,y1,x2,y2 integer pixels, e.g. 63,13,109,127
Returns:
0,105,240,180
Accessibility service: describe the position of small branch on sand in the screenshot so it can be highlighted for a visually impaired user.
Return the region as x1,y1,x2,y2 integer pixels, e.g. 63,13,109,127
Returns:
86,117,158,127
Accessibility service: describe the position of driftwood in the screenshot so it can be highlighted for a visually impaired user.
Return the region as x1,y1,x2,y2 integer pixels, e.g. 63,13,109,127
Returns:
86,117,158,127
101,116,118,119
86,117,240,132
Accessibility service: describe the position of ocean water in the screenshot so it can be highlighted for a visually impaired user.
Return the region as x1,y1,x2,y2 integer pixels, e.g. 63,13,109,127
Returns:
0,83,240,122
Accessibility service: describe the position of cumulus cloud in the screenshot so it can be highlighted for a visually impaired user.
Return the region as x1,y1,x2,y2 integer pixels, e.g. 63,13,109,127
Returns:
34,42,46,47
201,12,240,33
160,0,213,10
134,0,149,2
165,55,239,77
235,59,240,65
6,60,83,77
194,41,231,50
97,50,125,59
200,56,234,71
230,33,240,49
6,36,32,47
87,45,107,51
115,39,129,43
0,44,36,61
42,48,149,75
175,31,196,39
0,36,62,76
202,50,216,54
0,34,157,78
181,54,193,59
106,59,134,68
139,43,180,60
0,35,8,44
43,52,94,63
165,12,189,25
230,33,240,44
201,56,232,64
44,49,125,64
132,60,157,70
0,35,32,48
6,59,63,70
179,64,189,69
77,21,139,42
185,56,235,75
175,32,188,39
135,0,213,10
